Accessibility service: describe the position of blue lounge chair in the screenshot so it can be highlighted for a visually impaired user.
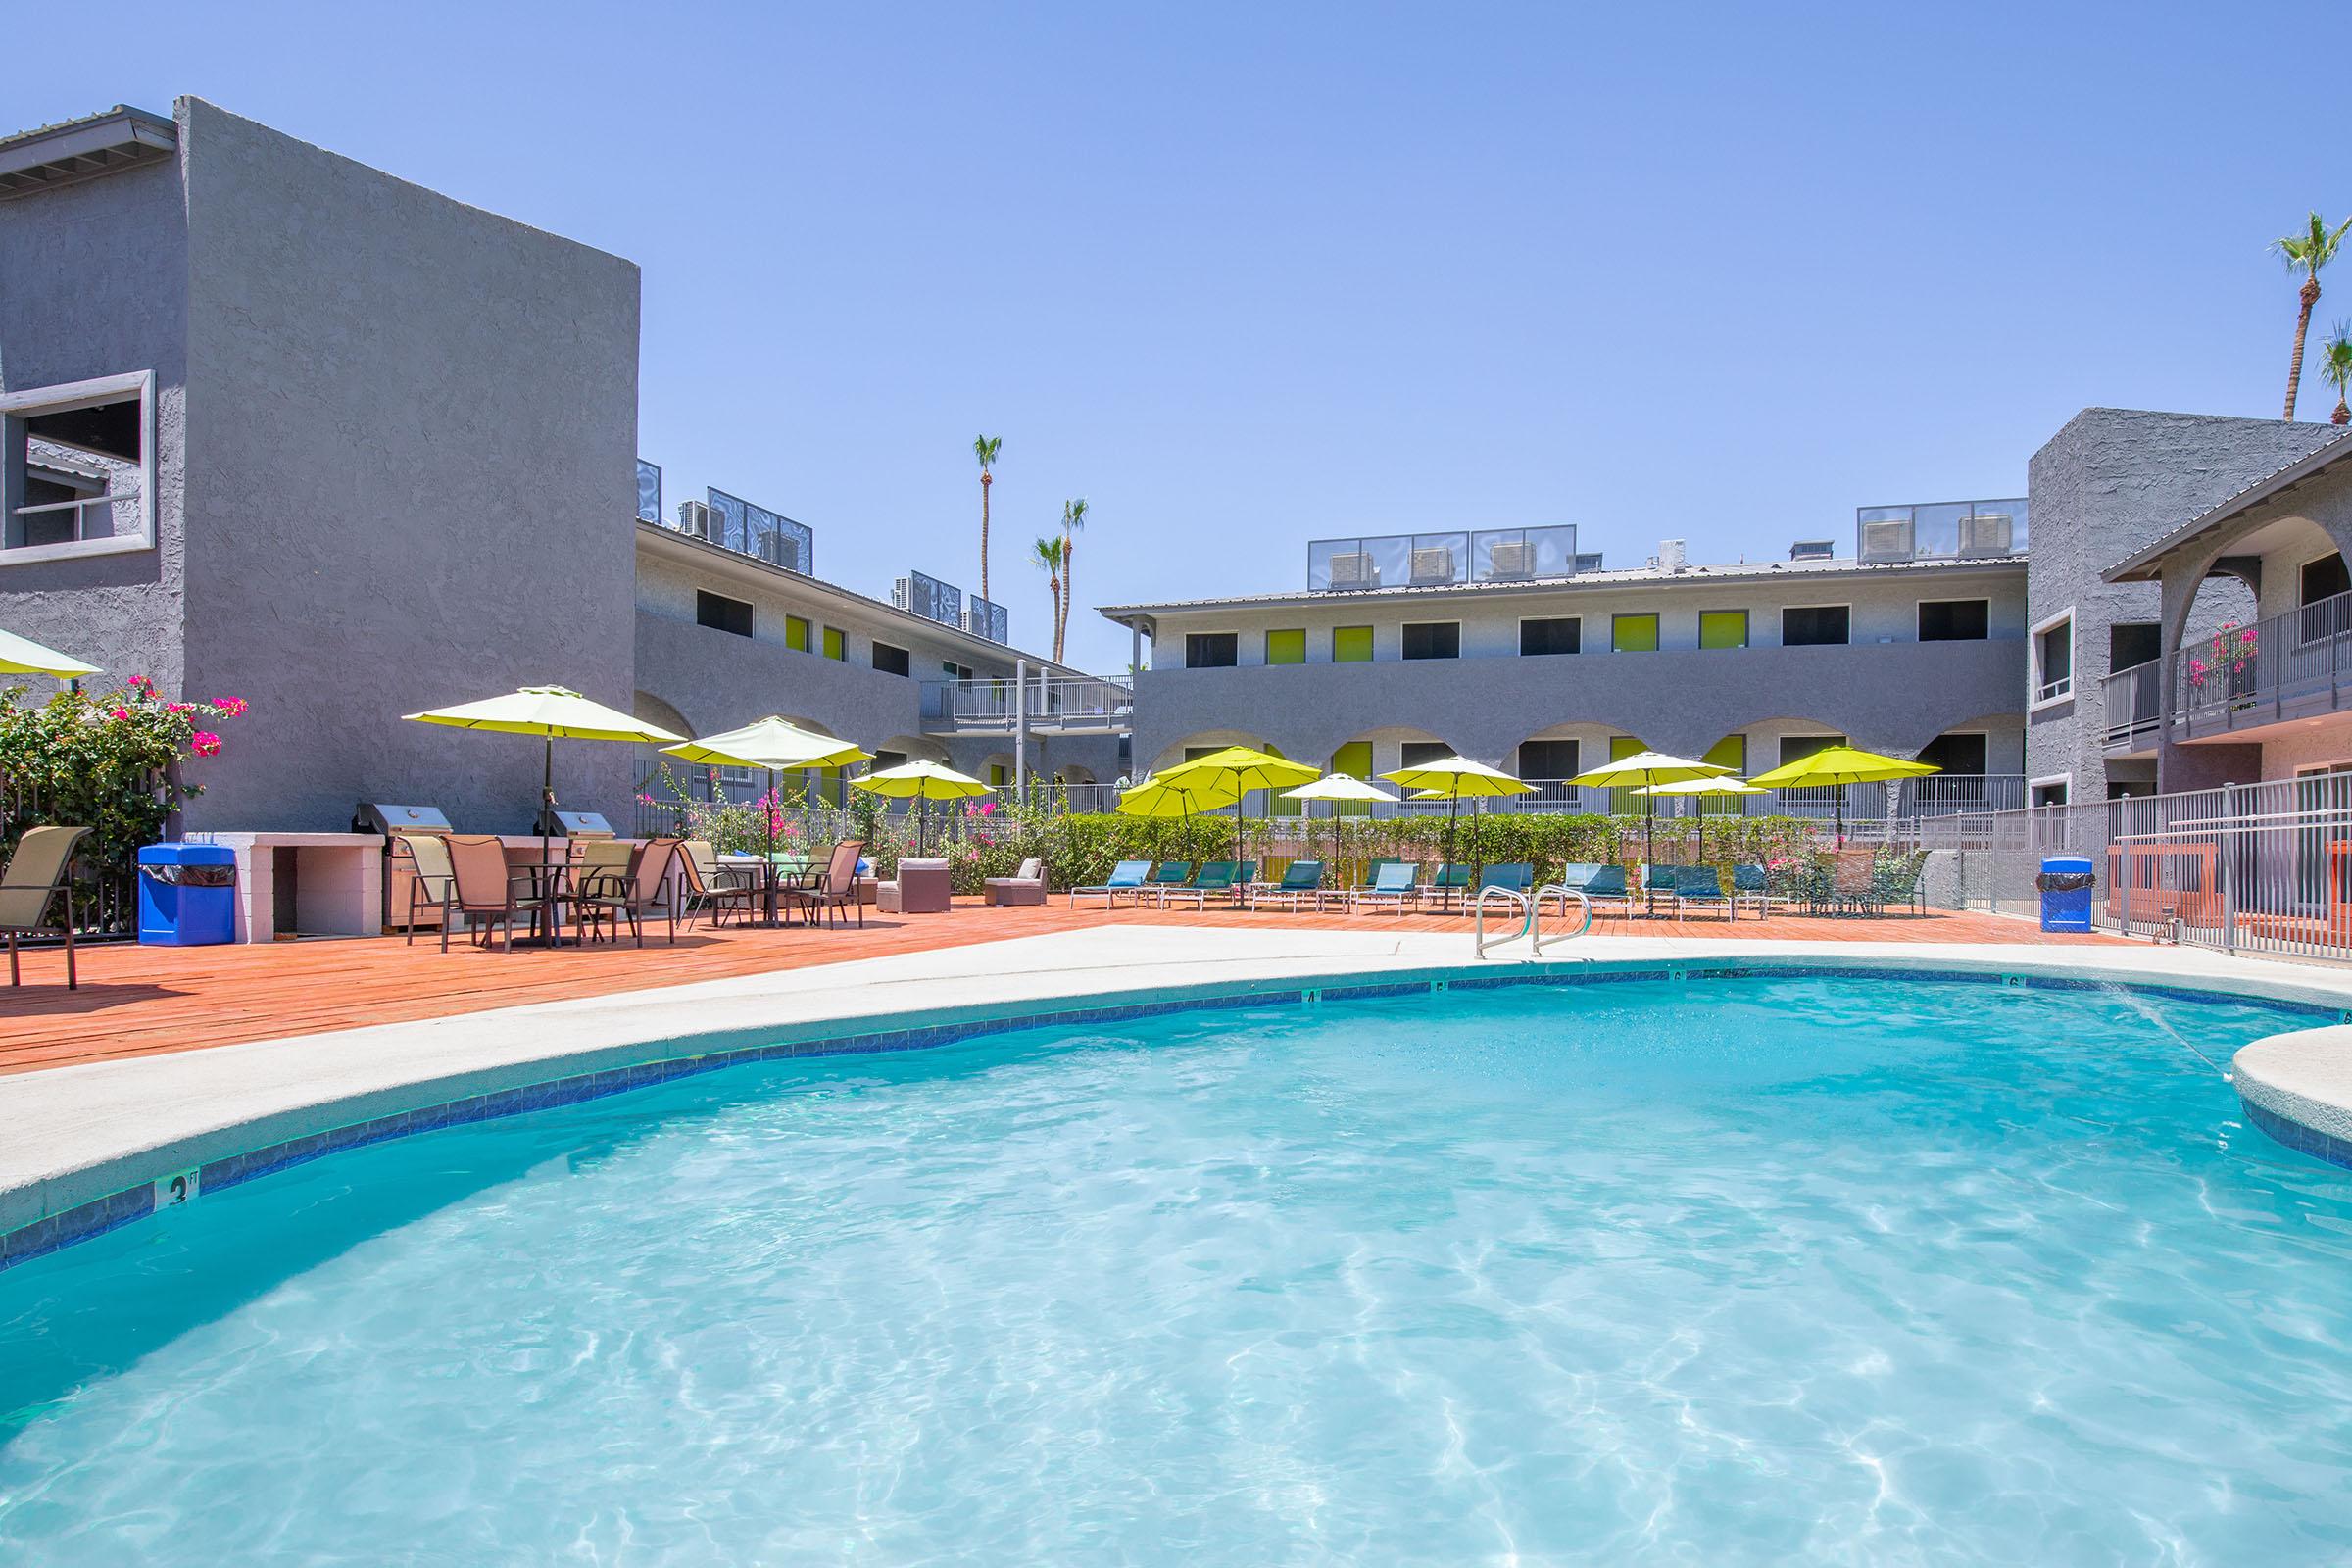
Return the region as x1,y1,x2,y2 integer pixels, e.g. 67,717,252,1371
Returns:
1570,863,1634,916
1069,858,1152,908
1160,860,1239,909
1671,864,1734,920
1350,859,1422,915
1731,862,1776,918
1140,860,1195,906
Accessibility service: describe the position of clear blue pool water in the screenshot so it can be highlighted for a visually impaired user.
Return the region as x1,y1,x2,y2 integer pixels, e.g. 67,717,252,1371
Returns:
5,975,2352,1564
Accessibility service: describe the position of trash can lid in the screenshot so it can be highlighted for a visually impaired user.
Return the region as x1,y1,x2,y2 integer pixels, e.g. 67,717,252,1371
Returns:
2040,854,2094,874
137,842,238,866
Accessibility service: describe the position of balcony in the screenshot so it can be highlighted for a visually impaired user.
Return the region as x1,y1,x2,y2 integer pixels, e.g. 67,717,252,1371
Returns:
920,675,1134,736
1855,499,2029,564
1307,526,1579,592
2175,588,2352,741
2101,660,2163,753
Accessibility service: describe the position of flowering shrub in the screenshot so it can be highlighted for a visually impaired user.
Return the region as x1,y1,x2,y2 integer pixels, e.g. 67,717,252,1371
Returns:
0,679,247,919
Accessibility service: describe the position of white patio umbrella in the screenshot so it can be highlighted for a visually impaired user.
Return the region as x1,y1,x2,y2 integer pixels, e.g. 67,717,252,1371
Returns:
662,716,872,865
1280,772,1398,864
0,627,99,679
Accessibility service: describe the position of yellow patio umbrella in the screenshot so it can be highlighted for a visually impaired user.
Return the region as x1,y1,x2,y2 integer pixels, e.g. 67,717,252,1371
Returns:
851,760,990,854
1156,745,1319,862
1116,771,1241,818
1565,749,1735,867
0,627,100,679
662,715,873,865
1380,756,1536,882
1746,744,1938,847
405,684,686,881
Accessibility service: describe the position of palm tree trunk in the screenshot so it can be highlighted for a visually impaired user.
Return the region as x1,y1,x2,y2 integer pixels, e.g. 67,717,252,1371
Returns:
1057,535,1074,662
2288,277,2322,419
2337,399,2350,427
979,471,992,602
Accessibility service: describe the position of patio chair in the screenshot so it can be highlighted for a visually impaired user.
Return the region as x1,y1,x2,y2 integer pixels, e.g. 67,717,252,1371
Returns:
1160,860,1239,909
1474,862,1534,900
878,857,953,914
1641,862,1678,915
1828,848,1880,915
983,857,1048,906
568,838,635,903
1420,862,1473,909
679,839,762,929
1250,859,1326,910
1142,861,1195,905
1350,859,1422,915
1731,862,1777,919
1572,863,1636,917
390,831,460,945
786,839,866,928
1070,859,1152,907
1873,856,1928,915
442,833,553,952
1671,864,1734,921
0,825,90,989
574,837,683,946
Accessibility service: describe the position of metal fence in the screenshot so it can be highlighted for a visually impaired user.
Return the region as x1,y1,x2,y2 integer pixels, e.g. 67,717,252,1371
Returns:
918,675,1135,732
1942,776,2352,965
2,777,141,938
2175,587,2352,741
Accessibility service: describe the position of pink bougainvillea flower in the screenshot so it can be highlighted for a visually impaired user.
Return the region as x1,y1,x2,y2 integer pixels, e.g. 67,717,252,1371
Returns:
111,708,131,720
213,696,249,716
190,730,223,757
165,702,192,713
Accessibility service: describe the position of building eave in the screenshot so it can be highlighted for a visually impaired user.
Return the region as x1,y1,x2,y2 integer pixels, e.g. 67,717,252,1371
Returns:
2103,428,2352,583
0,105,177,202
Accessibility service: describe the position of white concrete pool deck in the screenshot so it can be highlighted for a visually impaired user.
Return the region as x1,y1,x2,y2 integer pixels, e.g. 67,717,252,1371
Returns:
12,925,2352,1239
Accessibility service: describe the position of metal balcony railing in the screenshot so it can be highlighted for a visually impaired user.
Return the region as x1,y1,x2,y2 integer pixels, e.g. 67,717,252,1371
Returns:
919,675,1134,733
1306,526,1578,592
2175,588,2352,739
2101,659,2163,752
8,493,138,549
1854,498,2029,564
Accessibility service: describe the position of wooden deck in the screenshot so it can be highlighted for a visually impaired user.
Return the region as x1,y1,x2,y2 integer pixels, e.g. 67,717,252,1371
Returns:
0,902,2118,1076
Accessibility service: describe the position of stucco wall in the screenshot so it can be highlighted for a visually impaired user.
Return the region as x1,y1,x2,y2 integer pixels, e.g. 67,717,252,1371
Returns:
1131,637,2024,773
173,100,642,832
0,152,189,696
2026,407,2340,801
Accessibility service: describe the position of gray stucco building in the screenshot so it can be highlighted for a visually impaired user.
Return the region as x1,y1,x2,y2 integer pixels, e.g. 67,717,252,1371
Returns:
0,100,1111,835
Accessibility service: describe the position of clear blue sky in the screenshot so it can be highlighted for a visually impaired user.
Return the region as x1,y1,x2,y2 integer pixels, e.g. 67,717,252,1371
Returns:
24,2,2352,671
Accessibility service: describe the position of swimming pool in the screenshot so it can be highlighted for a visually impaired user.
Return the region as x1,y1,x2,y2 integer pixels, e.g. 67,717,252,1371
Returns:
4,972,2351,1562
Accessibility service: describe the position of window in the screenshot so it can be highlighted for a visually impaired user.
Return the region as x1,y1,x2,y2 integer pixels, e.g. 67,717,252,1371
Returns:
872,750,908,772
1332,626,1374,662
1699,611,1748,650
1520,617,1581,656
1265,629,1305,665
2032,611,2074,705
695,590,753,637
1400,741,1451,768
822,627,846,662
1518,739,1580,780
1606,734,1644,812
989,763,1008,788
2304,553,2351,606
1916,732,1986,776
872,641,911,677
2302,555,2352,642
1779,734,1845,767
2110,621,2160,669
1611,613,1658,653
1782,605,1849,646
943,661,974,683
2030,777,2070,808
0,370,155,563
1699,735,1746,813
1186,632,1239,668
1329,740,1374,815
1918,599,1988,642
784,614,810,653
1401,622,1459,660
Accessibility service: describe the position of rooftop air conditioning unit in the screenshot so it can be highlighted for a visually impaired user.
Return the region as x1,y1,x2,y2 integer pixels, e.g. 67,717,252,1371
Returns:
1859,519,1915,562
1327,551,1378,589
674,500,715,540
1789,539,1835,562
1487,541,1534,579
1658,538,1688,573
1960,512,2014,557
1409,546,1456,585
1573,551,1603,573
891,576,914,612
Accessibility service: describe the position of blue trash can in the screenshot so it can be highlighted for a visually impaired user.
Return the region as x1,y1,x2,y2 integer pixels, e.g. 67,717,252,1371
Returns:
2036,854,2094,934
137,843,238,946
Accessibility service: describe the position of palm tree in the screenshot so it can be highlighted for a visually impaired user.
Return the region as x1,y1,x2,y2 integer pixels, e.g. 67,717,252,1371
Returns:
1030,535,1065,659
1056,497,1089,662
2325,322,2352,426
973,436,1003,601
2273,214,2352,419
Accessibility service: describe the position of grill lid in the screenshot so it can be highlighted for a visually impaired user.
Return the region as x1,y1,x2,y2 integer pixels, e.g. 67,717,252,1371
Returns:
354,802,453,835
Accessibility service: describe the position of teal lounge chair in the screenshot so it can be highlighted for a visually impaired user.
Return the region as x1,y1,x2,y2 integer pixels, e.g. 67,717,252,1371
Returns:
1069,858,1152,908
1139,860,1195,907
1671,864,1734,920
1161,860,1238,909
1250,859,1326,910
1571,863,1634,916
1731,863,1776,918
1350,859,1422,915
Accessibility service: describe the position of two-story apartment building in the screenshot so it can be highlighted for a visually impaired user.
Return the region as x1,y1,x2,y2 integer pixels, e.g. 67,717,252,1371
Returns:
0,100,1116,833
1102,513,2033,811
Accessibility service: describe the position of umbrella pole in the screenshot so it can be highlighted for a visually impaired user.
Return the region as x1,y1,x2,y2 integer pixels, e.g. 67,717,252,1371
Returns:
540,735,558,946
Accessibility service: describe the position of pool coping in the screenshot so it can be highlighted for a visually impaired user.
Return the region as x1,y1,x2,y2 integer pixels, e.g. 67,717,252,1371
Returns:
10,930,2352,1272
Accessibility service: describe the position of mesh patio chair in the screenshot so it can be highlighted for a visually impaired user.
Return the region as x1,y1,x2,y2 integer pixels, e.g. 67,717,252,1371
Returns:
679,839,761,929
1731,863,1777,919
1350,860,1422,915
1671,864,1734,921
1250,859,1326,910
575,838,683,946
786,840,866,929
1070,859,1152,908
1160,861,1238,909
0,825,90,989
390,832,459,946
442,833,553,952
